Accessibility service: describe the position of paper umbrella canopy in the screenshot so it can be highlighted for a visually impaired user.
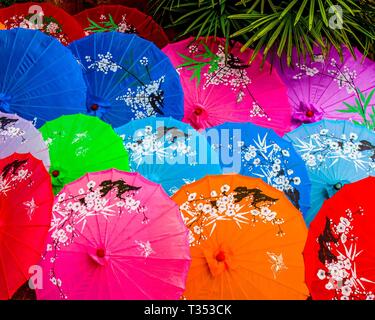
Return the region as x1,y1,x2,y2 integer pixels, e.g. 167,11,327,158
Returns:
39,114,129,194
172,174,308,300
74,4,169,48
115,117,222,195
162,37,291,135
0,112,50,169
207,122,311,216
304,177,375,300
0,28,87,128
273,46,375,129
0,153,53,300
36,170,191,300
0,2,85,45
285,120,375,225
68,32,184,128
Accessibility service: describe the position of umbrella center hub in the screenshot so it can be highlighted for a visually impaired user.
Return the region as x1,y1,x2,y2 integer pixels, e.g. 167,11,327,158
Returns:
96,248,106,258
305,110,314,118
216,251,226,262
52,170,60,178
91,104,99,111
334,182,343,191
194,106,204,116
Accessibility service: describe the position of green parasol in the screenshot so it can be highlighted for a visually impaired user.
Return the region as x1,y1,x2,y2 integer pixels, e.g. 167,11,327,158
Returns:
40,114,129,194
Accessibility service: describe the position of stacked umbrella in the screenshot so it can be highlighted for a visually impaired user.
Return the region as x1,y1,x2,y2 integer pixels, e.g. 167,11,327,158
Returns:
0,1,374,301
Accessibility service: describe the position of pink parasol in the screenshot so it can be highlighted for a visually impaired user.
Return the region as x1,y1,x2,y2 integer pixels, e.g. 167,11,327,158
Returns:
36,170,191,300
163,37,292,135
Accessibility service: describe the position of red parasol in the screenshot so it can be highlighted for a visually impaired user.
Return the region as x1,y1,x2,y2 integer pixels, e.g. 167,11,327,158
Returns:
0,2,85,45
74,5,169,48
304,177,375,300
0,153,53,300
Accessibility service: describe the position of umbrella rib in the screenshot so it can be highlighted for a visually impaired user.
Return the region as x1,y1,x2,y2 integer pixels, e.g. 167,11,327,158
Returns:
235,239,307,256
70,222,99,249
0,254,11,299
110,258,154,299
109,230,188,255
108,259,131,299
2,240,30,280
0,229,45,255
102,35,142,98
3,30,39,93
107,209,171,251
106,186,162,249
234,265,307,296
112,258,186,293
227,268,266,299
11,45,69,94
231,216,303,252
105,211,140,250
0,224,50,228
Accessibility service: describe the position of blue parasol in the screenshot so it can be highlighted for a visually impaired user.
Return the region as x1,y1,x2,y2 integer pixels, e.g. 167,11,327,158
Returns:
68,32,184,127
115,117,222,195
285,120,375,225
207,122,311,217
0,28,86,128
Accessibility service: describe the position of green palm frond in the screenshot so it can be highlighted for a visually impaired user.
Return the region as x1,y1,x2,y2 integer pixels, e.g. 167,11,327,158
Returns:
149,0,375,68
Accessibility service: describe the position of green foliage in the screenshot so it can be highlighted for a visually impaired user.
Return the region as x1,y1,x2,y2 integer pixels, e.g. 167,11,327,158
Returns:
150,0,248,42
149,0,375,67
339,88,375,130
177,43,220,85
85,14,118,33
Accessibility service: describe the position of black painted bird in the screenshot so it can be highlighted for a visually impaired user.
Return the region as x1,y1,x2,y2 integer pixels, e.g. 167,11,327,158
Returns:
0,117,18,130
233,186,278,206
156,126,190,143
317,217,338,264
149,91,164,115
99,180,142,198
284,188,301,210
2,159,28,179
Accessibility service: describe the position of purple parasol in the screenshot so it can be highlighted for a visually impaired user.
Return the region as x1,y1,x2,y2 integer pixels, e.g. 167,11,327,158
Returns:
0,112,50,169
273,46,375,129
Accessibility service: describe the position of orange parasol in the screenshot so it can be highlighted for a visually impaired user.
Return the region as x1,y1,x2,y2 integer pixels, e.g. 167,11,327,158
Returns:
0,22,5,30
172,174,309,300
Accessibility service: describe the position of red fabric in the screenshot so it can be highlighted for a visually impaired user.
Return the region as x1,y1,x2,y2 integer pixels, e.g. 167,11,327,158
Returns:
75,5,169,48
0,2,85,45
304,177,375,300
0,153,53,300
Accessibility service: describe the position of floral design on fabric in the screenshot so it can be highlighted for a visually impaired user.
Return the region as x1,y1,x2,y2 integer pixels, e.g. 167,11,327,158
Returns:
85,14,137,34
215,133,302,210
47,179,147,299
82,53,166,119
23,198,38,221
180,42,270,120
85,52,122,74
267,252,288,279
0,116,25,142
179,184,284,246
122,125,196,168
3,13,70,45
316,207,375,300
292,129,375,172
0,159,31,195
135,240,154,258
292,56,357,94
44,130,92,158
